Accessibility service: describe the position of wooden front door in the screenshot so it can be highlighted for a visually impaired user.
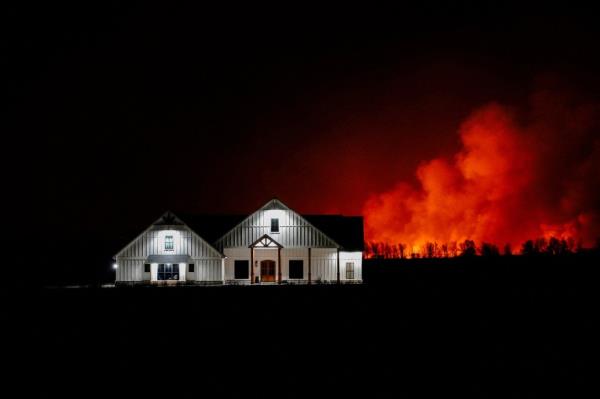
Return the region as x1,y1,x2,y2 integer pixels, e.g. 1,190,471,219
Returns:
260,260,276,282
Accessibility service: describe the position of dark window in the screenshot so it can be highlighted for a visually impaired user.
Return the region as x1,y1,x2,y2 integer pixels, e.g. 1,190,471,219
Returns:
289,260,304,279
270,218,279,233
346,262,355,280
157,263,179,280
234,260,249,279
164,235,174,251
144,263,151,273
188,263,194,273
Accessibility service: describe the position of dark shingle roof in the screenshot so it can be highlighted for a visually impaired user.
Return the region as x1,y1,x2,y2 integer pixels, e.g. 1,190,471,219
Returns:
177,213,247,244
303,215,364,251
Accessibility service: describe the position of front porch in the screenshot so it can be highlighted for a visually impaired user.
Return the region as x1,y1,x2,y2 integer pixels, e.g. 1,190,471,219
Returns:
248,234,284,284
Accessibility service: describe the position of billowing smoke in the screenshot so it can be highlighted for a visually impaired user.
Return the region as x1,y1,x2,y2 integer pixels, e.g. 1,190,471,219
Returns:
363,89,600,255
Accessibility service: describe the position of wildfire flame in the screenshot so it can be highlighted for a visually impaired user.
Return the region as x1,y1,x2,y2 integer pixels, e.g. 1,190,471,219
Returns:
363,90,600,256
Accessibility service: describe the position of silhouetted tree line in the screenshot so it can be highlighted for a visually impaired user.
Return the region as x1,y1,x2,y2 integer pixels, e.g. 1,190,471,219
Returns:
365,236,598,259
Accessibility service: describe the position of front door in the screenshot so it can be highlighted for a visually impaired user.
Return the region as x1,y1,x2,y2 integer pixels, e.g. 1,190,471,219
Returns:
260,260,276,282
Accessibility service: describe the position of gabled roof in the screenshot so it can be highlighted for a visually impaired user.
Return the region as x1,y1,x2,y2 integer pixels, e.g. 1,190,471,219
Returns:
261,198,289,210
153,211,186,226
114,211,224,259
214,198,340,248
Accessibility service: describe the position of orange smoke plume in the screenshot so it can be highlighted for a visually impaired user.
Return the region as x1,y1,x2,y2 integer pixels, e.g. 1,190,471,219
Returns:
363,90,600,255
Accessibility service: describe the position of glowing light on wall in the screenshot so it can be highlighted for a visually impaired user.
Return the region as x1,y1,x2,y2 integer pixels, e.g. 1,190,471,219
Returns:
156,229,183,253
263,210,285,225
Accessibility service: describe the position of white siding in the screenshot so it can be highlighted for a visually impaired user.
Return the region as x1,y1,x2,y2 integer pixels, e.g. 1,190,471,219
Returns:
216,208,338,250
339,251,363,282
281,248,309,280
311,248,338,282
223,247,349,283
117,226,221,259
115,223,222,283
192,258,223,282
215,200,362,283
115,258,144,282
224,248,251,282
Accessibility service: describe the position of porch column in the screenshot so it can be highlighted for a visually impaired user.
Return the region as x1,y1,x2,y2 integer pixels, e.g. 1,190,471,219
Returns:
336,248,340,284
250,247,254,284
277,247,282,283
221,258,225,283
308,247,312,284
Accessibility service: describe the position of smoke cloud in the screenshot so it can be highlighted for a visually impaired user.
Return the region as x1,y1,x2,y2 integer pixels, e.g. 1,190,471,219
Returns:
363,89,600,253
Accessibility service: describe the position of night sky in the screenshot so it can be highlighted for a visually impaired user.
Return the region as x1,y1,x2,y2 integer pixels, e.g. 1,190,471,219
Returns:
6,2,600,246
5,7,599,397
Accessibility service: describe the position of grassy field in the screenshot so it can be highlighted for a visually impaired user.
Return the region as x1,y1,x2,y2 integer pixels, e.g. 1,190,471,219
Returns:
4,255,597,398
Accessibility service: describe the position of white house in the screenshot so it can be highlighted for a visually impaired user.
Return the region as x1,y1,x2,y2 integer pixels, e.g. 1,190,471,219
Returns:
114,198,364,285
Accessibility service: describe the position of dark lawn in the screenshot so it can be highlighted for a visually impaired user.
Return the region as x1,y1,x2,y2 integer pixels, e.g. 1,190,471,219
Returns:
4,255,597,398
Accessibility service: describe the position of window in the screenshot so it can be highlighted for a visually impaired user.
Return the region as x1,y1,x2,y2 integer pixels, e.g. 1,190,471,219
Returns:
234,260,249,279
164,235,174,251
289,260,304,279
188,263,194,273
157,263,179,280
270,218,279,233
346,262,355,280
144,263,151,273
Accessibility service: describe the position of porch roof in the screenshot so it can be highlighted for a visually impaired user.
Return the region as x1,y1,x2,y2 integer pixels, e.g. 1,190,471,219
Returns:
146,254,192,263
249,234,283,248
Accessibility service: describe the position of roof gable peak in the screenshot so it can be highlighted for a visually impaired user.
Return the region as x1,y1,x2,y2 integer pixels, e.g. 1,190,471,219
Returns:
153,210,185,226
115,210,224,258
214,197,340,248
249,234,283,248
260,198,290,211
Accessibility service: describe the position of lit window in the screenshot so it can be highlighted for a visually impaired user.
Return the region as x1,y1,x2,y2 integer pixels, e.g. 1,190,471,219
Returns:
165,235,174,251
346,262,355,280
234,260,249,279
270,218,279,233
157,263,179,280
289,260,303,279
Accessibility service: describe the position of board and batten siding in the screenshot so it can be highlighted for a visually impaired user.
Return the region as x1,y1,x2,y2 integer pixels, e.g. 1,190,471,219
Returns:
189,258,224,282
115,258,144,282
223,247,252,282
117,227,220,258
281,247,310,281
115,224,223,283
215,208,338,251
339,251,363,282
310,248,338,281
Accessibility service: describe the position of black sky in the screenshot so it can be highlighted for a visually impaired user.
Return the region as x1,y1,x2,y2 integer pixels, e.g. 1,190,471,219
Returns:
5,2,600,242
